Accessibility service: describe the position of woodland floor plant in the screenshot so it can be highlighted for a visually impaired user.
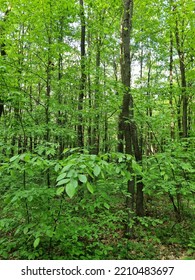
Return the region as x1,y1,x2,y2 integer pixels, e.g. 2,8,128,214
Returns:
0,147,194,260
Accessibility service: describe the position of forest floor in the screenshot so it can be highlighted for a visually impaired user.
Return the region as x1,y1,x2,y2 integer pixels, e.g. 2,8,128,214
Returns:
0,187,194,260
97,195,195,260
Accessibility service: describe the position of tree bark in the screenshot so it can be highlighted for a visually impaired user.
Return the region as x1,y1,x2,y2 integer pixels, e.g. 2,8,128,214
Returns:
169,29,175,139
119,1,144,229
78,0,86,148
119,0,134,236
92,35,101,154
0,8,11,118
174,7,188,138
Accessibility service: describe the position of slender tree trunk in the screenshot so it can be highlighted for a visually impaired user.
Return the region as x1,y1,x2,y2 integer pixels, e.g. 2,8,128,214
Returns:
175,11,188,138
169,30,175,139
0,43,5,116
78,0,86,148
57,18,65,157
119,0,135,236
87,25,92,150
0,8,11,118
92,35,101,154
146,52,153,154
103,62,109,153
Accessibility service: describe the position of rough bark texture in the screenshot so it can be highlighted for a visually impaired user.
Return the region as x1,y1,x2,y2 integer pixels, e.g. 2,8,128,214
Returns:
119,0,144,225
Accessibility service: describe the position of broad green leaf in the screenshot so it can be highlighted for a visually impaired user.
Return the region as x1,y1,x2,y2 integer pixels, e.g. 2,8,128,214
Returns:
78,174,87,183
56,187,65,195
66,183,76,198
56,178,70,186
70,178,78,188
93,165,101,177
61,164,73,172
67,169,77,178
33,237,40,248
57,173,66,182
87,182,94,194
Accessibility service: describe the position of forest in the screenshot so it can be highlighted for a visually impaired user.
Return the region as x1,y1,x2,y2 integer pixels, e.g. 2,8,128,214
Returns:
0,0,194,260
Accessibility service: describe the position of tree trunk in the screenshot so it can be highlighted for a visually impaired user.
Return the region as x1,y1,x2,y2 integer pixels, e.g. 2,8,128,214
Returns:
174,9,188,138
119,0,134,236
169,29,175,139
92,35,101,154
0,8,11,118
78,0,86,148
119,1,144,231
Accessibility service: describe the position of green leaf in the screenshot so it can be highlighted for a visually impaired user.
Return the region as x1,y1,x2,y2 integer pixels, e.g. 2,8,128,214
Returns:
27,196,33,202
33,237,40,248
78,174,87,183
10,155,20,162
104,202,110,210
46,230,53,238
67,169,77,178
11,195,18,203
57,173,66,182
54,163,60,172
70,178,78,188
56,178,70,186
21,153,30,162
115,166,121,174
23,228,28,235
66,183,76,198
93,165,101,177
62,148,70,154
132,160,142,175
87,182,94,194
56,187,65,195
61,164,73,172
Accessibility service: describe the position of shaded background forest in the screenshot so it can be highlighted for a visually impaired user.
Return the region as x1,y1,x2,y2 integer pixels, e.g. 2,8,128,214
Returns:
0,0,194,259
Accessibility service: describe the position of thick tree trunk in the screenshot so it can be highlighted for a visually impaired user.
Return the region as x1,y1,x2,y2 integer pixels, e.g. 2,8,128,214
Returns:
120,0,134,234
119,0,133,156
119,1,144,229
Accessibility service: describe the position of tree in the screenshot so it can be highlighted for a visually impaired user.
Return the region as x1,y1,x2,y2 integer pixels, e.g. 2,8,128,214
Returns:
118,0,144,236
77,0,86,148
